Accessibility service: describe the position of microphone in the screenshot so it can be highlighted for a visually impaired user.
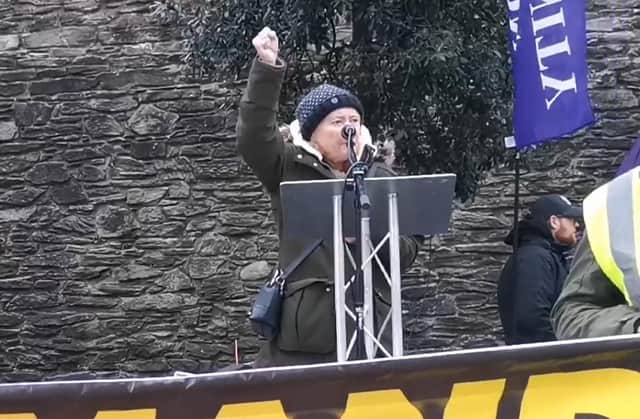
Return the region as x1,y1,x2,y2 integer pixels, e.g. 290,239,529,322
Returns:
341,124,356,140
341,124,357,164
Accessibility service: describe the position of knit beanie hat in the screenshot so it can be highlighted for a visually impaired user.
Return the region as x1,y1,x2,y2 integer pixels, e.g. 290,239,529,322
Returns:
294,84,364,141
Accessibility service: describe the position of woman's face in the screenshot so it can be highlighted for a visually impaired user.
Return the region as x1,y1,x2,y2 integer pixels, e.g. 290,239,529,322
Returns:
310,107,361,171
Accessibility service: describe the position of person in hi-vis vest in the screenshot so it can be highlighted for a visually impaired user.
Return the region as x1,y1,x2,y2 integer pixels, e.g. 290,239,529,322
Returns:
552,166,640,339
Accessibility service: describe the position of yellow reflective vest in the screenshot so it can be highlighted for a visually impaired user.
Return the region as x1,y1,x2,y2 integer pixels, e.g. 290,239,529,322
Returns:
583,166,640,306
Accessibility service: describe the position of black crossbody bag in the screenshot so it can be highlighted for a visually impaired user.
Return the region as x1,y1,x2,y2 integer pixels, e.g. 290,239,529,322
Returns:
249,239,323,339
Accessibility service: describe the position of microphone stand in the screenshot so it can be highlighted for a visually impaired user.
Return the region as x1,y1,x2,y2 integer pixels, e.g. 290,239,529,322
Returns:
346,130,370,360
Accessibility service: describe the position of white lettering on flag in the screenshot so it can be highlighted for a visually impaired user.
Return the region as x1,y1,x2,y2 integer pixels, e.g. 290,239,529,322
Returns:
530,0,577,110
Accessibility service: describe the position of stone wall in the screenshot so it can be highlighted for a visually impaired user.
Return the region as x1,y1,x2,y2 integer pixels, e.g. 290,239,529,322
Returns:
0,0,262,382
0,0,637,381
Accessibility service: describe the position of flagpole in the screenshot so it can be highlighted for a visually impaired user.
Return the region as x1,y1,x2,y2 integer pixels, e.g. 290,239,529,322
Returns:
508,149,521,344
512,151,521,253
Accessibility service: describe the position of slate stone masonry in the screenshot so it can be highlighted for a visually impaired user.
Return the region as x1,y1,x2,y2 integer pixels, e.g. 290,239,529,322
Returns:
0,0,637,381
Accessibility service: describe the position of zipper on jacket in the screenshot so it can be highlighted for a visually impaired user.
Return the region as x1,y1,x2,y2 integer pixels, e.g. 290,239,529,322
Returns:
294,288,306,344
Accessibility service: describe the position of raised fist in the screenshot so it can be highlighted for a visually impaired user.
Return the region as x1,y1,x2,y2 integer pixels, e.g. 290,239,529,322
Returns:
252,26,279,66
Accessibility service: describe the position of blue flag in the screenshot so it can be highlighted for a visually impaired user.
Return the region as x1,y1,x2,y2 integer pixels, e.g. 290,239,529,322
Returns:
616,138,640,178
507,0,595,149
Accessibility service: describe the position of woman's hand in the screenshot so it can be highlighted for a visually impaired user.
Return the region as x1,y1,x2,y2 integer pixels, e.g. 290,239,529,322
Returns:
252,26,279,66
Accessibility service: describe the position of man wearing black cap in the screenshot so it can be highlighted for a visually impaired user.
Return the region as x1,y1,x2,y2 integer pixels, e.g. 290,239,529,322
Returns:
497,195,582,345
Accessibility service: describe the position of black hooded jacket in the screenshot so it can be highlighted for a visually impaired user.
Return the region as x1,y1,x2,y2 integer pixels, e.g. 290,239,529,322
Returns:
497,218,570,345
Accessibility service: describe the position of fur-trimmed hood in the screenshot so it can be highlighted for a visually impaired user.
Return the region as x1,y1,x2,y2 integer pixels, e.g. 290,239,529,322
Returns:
279,120,375,162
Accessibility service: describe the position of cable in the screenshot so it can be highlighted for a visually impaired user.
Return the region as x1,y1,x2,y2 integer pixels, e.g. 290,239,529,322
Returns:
340,161,361,343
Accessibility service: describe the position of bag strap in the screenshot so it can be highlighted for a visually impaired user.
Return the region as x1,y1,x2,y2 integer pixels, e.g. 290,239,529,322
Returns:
273,239,323,285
